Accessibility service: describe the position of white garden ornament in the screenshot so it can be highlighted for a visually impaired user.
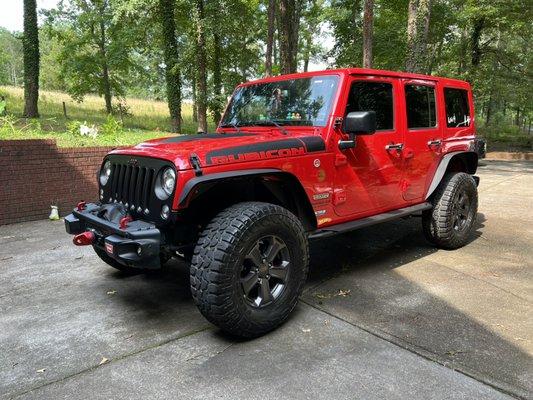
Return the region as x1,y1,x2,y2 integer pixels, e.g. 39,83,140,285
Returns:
49,205,59,221
79,123,98,138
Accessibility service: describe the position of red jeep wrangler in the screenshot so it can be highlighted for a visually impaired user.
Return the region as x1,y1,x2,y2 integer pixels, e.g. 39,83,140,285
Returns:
66,68,483,337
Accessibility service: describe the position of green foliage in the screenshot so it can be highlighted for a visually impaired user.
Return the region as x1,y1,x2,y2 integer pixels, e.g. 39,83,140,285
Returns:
66,119,82,135
43,0,144,109
2,0,531,146
0,28,23,86
100,114,123,136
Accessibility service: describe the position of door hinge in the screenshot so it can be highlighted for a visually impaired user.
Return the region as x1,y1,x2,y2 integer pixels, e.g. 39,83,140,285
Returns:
335,154,348,167
334,117,343,129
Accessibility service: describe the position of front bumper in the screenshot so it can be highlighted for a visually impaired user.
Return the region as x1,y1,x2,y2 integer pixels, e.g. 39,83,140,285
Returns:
65,203,161,269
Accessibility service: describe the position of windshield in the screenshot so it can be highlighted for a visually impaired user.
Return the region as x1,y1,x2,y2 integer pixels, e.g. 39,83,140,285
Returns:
221,75,340,128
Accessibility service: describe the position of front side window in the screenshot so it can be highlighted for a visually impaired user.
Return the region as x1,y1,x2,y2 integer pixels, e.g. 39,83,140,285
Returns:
405,85,436,129
221,75,340,127
346,81,394,130
445,88,470,127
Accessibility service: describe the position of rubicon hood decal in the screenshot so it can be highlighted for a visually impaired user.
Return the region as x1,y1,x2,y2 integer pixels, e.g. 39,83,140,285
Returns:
112,134,326,170
205,136,325,165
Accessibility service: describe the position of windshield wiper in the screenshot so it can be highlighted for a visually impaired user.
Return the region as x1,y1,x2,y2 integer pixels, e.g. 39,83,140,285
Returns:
219,122,242,133
251,119,289,135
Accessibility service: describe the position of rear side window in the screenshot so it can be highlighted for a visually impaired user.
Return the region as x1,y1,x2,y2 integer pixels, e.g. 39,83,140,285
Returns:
445,88,470,127
405,85,436,129
346,81,394,130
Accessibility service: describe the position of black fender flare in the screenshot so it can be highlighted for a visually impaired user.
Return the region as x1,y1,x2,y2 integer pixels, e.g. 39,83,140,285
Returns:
178,169,281,206
425,151,478,200
177,168,317,230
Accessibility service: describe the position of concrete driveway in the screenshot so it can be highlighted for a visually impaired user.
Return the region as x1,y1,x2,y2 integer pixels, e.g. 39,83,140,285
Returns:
1,160,531,400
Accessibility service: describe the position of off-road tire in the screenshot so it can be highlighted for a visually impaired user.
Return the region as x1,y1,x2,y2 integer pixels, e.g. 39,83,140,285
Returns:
190,202,309,338
423,172,478,249
93,245,140,274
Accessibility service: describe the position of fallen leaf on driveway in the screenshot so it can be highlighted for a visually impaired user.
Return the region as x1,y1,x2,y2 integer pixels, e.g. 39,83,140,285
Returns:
99,357,109,365
107,290,117,295
36,368,46,373
315,289,351,299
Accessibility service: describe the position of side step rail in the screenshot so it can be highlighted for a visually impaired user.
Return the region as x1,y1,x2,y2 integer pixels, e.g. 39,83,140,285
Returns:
309,202,433,239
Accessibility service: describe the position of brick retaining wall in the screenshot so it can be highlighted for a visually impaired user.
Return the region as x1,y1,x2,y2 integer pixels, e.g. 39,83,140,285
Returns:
0,139,119,225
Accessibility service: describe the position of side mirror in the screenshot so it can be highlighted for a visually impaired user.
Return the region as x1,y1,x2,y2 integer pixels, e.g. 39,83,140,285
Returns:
343,111,377,135
339,111,377,150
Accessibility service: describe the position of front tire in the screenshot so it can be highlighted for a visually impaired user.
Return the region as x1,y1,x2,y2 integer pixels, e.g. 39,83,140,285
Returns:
423,172,478,249
190,202,309,338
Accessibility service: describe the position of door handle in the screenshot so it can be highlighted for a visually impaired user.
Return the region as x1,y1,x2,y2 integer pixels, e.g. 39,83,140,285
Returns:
385,143,404,152
427,139,442,148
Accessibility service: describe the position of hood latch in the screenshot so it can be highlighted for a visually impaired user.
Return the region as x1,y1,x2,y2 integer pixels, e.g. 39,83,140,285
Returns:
190,153,203,176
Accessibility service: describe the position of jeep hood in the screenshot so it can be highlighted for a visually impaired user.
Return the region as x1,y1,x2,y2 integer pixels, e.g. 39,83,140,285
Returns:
108,132,326,170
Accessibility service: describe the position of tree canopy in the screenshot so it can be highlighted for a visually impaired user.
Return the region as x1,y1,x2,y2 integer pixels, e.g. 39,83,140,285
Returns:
1,0,530,134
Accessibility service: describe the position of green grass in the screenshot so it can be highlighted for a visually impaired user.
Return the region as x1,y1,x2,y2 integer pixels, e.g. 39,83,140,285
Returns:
0,86,214,147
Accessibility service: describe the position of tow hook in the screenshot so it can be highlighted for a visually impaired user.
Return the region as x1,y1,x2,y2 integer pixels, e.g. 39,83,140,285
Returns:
73,231,95,246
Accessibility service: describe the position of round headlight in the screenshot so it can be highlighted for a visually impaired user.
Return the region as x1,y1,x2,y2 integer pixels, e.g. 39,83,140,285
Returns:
161,168,176,197
99,160,112,186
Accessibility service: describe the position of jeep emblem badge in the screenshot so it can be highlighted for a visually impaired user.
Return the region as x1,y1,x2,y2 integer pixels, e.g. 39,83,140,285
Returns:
128,158,139,167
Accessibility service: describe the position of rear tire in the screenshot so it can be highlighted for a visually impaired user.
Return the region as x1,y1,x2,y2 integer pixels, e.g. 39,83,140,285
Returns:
190,202,309,338
423,172,478,249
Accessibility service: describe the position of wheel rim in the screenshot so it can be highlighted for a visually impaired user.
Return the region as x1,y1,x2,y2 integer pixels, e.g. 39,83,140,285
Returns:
240,235,290,307
453,190,472,232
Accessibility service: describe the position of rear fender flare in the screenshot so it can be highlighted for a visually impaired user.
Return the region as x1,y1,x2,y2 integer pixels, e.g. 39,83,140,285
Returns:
425,151,478,200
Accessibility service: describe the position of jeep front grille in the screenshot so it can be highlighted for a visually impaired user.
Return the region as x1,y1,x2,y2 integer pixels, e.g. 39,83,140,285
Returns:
100,155,175,222
109,163,155,213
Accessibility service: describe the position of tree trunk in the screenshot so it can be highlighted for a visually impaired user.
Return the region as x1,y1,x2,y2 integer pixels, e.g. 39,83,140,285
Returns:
485,96,492,126
405,0,431,73
303,33,311,72
362,0,374,69
191,74,198,123
471,17,485,67
98,20,112,114
265,0,276,76
158,0,181,132
278,0,300,74
22,0,39,118
213,30,222,126
457,27,468,74
195,0,208,133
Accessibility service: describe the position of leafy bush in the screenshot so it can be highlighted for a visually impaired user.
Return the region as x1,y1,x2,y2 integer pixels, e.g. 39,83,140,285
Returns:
66,120,82,136
111,102,133,117
100,114,123,136
478,124,531,150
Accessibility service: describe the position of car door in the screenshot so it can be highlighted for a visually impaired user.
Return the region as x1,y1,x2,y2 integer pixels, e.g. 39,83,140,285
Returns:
400,79,443,201
332,76,407,217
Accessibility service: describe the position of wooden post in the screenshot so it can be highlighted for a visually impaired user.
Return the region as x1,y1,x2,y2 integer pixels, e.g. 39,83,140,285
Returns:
62,101,68,118
119,103,124,125
0,96,6,115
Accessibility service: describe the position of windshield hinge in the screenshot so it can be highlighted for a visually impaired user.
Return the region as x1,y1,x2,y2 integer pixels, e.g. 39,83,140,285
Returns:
334,117,343,129
190,153,203,176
